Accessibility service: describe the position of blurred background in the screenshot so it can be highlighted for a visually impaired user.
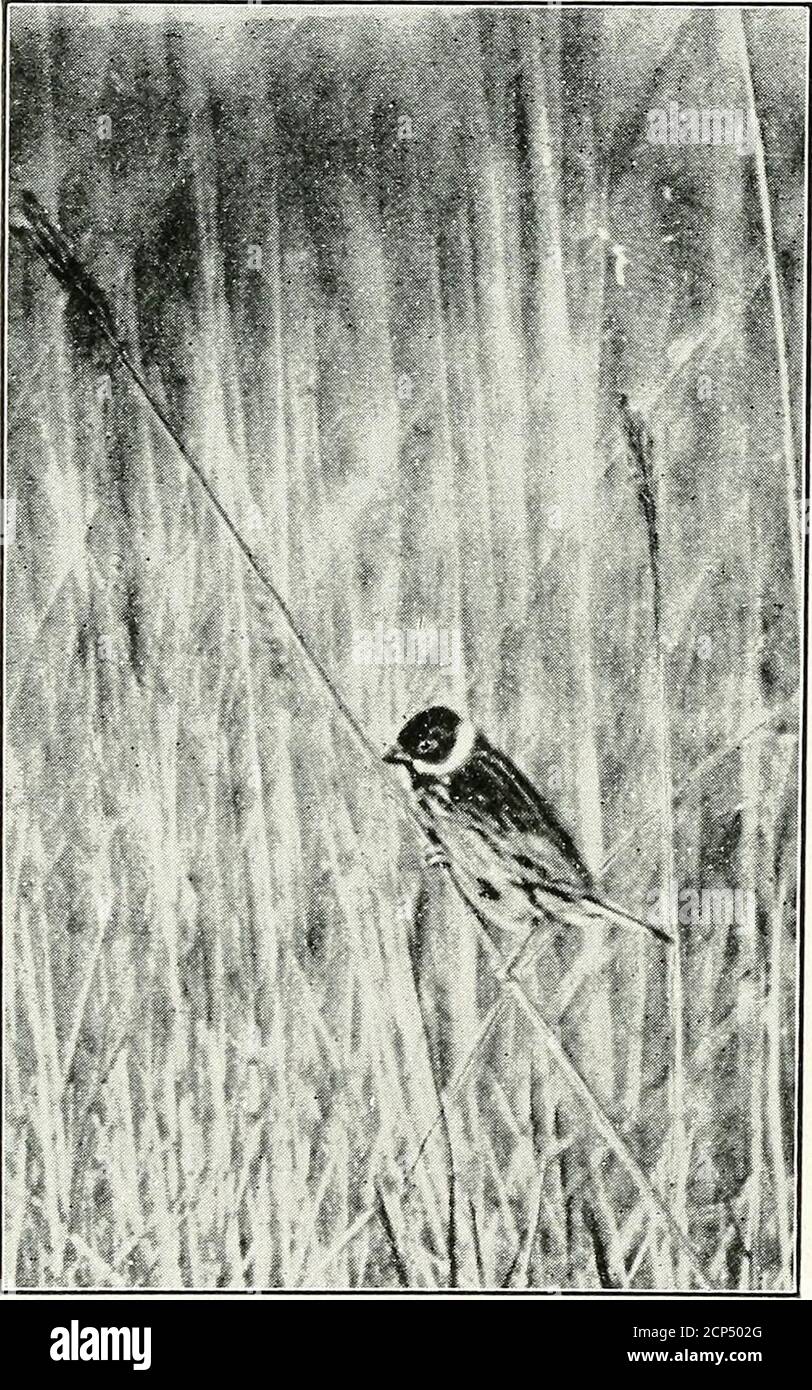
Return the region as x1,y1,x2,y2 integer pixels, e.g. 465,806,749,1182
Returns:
6,3,805,1289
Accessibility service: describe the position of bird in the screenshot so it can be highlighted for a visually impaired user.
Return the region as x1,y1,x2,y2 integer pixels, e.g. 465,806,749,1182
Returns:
383,704,672,946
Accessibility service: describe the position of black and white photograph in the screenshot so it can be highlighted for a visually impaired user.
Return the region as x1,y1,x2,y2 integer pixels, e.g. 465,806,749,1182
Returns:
3,0,808,1308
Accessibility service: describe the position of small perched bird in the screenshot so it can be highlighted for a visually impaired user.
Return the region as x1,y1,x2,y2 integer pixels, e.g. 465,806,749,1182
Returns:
384,705,671,946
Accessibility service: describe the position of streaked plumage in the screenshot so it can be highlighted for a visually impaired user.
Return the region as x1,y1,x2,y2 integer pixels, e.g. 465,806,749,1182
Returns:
384,705,671,945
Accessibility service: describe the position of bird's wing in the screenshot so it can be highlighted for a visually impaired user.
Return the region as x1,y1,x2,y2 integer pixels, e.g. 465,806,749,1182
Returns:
444,739,595,898
419,741,669,944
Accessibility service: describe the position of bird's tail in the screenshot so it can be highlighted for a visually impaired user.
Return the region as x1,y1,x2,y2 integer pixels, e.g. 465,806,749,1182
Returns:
582,895,674,946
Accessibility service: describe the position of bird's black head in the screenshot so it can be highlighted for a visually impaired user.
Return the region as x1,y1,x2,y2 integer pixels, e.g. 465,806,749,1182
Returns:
384,705,462,768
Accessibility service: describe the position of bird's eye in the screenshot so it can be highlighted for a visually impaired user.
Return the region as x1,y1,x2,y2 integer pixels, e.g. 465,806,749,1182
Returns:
417,738,433,755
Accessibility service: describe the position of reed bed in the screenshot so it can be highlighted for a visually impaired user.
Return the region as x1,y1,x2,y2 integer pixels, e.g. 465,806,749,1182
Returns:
5,3,804,1290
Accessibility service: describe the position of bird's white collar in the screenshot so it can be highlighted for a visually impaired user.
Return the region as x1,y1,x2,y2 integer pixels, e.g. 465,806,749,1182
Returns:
413,717,477,778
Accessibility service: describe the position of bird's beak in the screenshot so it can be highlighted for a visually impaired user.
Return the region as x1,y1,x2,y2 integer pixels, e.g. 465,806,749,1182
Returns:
383,744,409,766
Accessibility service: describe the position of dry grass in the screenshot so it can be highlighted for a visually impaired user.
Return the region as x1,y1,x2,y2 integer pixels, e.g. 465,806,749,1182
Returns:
5,4,804,1290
